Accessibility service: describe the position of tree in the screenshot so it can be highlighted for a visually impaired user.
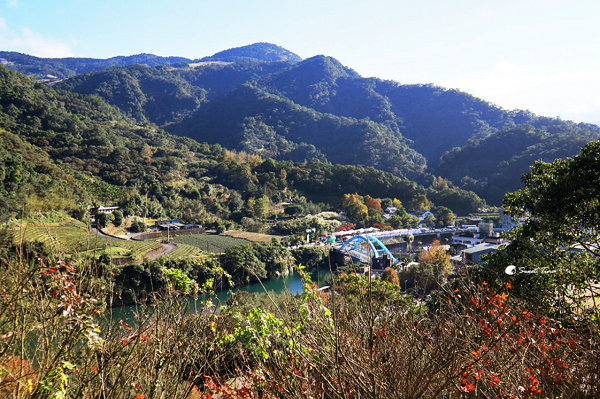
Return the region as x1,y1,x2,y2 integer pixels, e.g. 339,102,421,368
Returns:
112,210,123,227
412,240,453,289
381,267,399,285
245,197,256,217
364,195,381,210
485,139,600,315
228,190,244,212
96,212,112,229
129,217,146,233
423,213,436,227
221,244,267,285
434,206,455,226
291,246,330,269
284,204,303,216
408,194,431,212
254,195,270,219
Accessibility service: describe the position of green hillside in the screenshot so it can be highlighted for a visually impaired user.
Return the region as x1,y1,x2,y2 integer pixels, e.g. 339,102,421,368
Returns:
435,124,599,204
55,64,207,125
169,83,427,180
7,42,599,206
0,64,484,227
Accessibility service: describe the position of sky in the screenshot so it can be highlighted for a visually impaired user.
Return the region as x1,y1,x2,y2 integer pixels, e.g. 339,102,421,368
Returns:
1,0,599,124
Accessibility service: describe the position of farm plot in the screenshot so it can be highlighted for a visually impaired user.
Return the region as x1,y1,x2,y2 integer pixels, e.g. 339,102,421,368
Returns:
221,230,281,243
164,244,203,259
172,233,250,253
14,220,161,258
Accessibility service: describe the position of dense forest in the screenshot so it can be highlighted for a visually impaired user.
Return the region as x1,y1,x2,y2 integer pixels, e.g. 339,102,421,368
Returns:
17,44,593,204
435,123,598,204
0,64,483,228
2,42,598,213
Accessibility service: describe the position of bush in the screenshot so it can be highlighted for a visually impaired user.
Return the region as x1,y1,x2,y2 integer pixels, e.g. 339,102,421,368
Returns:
129,217,146,233
112,210,123,227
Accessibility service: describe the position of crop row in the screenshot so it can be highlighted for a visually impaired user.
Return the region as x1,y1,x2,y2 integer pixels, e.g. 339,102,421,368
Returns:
165,244,202,259
15,222,161,256
172,234,249,253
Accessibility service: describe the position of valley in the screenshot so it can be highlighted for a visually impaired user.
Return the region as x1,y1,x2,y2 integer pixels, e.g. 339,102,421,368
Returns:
1,42,600,399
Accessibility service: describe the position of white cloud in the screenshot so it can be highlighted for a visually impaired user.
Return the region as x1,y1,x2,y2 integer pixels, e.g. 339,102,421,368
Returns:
6,0,19,8
0,19,73,58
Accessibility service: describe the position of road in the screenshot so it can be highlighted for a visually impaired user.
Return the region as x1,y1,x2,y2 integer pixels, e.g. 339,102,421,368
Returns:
146,243,177,260
91,226,177,259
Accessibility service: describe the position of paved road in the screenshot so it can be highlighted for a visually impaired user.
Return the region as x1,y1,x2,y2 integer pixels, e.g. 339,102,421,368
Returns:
90,227,111,238
91,226,177,259
146,243,177,260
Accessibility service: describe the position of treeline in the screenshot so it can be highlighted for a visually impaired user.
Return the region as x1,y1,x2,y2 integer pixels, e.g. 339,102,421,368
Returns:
0,51,191,80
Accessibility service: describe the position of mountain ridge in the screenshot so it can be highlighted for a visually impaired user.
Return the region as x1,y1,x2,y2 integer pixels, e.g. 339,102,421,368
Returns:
6,43,600,205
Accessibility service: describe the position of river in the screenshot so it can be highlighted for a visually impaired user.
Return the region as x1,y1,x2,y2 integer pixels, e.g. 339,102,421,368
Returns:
108,268,332,324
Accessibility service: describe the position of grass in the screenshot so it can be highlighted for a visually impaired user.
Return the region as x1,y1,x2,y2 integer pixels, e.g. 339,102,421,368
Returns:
221,230,280,243
172,233,250,253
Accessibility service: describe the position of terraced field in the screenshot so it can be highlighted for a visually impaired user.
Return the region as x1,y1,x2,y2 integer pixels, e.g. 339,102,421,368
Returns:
164,244,203,259
172,233,250,253
14,220,162,258
221,230,281,243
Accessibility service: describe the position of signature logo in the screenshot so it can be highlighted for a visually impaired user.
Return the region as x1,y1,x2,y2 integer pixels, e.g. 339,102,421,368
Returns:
505,265,556,275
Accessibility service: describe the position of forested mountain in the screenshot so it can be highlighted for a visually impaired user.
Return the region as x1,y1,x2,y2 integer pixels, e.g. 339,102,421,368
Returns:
0,65,483,226
55,64,207,125
0,129,92,218
6,43,600,205
435,124,599,204
168,83,428,180
198,42,302,64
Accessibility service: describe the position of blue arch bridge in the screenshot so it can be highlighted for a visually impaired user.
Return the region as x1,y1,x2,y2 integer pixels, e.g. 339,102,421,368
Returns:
332,235,397,266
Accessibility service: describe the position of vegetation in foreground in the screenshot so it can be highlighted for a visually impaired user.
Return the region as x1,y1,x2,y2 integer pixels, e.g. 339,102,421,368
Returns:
1,249,598,399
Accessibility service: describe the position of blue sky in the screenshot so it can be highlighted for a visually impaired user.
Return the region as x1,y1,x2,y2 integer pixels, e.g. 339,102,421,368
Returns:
1,0,599,124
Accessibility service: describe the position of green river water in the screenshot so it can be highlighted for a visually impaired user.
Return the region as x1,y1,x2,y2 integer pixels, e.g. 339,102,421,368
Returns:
107,268,332,324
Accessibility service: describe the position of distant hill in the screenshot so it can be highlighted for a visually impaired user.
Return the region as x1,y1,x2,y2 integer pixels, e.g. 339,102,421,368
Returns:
0,64,485,224
0,52,191,82
168,83,428,180
198,43,302,64
6,44,600,205
435,123,599,204
0,42,300,83
55,64,207,125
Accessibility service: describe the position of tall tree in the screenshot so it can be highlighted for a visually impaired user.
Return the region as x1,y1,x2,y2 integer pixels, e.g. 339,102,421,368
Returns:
485,139,600,315
410,240,453,289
